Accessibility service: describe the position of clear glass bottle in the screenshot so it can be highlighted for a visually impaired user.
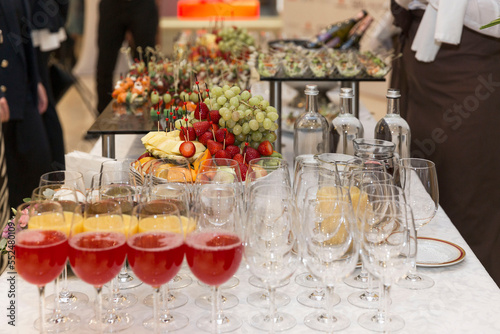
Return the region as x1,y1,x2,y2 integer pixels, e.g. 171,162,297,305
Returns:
374,88,411,158
331,88,364,155
293,85,331,158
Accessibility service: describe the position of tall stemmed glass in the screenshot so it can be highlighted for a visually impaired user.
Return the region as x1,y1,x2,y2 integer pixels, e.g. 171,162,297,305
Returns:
186,183,244,333
142,180,192,309
14,201,69,334
128,200,189,332
68,200,129,332
396,158,439,290
198,158,243,182
245,184,300,332
302,194,359,332
38,171,89,313
359,200,417,332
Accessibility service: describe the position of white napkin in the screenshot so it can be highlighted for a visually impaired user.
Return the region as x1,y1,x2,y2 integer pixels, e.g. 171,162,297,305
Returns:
65,151,114,189
411,4,441,62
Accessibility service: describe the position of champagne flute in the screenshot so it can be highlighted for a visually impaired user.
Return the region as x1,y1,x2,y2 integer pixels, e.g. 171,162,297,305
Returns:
68,200,131,332
14,201,69,334
186,183,244,333
396,158,439,290
359,200,417,332
245,184,300,331
128,200,189,331
301,196,359,332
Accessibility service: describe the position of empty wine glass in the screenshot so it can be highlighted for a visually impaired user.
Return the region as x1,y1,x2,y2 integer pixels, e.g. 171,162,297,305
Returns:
359,200,417,332
301,195,359,332
396,158,439,290
198,158,243,182
245,184,300,332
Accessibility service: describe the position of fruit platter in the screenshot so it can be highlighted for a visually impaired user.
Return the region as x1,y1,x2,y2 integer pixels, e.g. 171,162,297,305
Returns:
132,83,282,183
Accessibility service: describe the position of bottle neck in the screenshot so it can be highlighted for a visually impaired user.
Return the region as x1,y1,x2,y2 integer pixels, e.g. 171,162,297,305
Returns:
340,97,353,115
305,94,319,113
386,98,400,115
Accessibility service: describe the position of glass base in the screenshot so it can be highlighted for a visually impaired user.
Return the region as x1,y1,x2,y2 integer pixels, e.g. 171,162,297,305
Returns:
358,311,405,332
297,289,340,309
248,275,289,289
196,292,238,310
169,273,193,290
247,290,290,309
143,291,188,309
103,292,138,310
34,312,80,332
143,311,189,332
88,311,134,332
396,273,435,290
198,276,239,289
250,312,296,332
343,270,374,289
294,272,319,289
196,312,242,333
115,271,143,290
304,311,350,332
45,291,89,311
348,290,384,309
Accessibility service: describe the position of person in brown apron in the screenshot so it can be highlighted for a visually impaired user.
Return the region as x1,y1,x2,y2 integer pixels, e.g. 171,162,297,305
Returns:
391,1,500,286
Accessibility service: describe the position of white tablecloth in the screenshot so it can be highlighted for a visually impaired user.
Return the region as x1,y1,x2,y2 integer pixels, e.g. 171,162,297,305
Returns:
1,205,500,333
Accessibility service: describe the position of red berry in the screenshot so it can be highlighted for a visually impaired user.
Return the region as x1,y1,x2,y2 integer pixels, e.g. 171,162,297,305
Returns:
207,140,223,155
215,128,226,143
208,110,221,124
258,140,274,156
192,121,211,138
224,132,235,146
198,131,214,146
215,150,231,159
244,147,261,164
179,141,196,158
238,163,248,181
225,145,240,158
194,102,209,120
233,153,244,164
179,127,196,141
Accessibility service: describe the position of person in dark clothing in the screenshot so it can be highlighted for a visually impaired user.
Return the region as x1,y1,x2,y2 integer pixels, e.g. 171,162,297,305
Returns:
96,0,159,113
0,0,52,208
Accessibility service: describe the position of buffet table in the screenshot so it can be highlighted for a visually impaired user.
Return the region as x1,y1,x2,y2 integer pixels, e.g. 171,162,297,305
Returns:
1,205,499,333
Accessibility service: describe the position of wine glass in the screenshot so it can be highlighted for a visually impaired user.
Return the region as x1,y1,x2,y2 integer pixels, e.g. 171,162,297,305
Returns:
247,157,291,184
31,185,85,326
101,158,146,187
14,201,69,333
301,196,359,332
396,158,439,290
146,156,194,185
359,200,417,332
39,170,86,202
198,158,243,182
68,200,131,332
245,184,300,332
186,183,244,333
142,181,192,308
128,200,189,331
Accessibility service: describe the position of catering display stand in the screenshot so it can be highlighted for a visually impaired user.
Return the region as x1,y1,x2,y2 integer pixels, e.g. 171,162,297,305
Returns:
259,76,385,153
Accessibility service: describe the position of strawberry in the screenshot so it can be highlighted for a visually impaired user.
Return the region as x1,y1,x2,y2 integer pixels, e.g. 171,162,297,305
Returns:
193,121,210,138
258,140,273,156
179,127,196,141
215,150,231,159
238,163,248,182
224,132,235,146
198,131,214,146
208,110,221,124
207,139,223,155
225,145,240,158
179,141,196,158
233,153,244,164
244,147,261,164
194,102,209,120
211,123,219,133
215,128,236,146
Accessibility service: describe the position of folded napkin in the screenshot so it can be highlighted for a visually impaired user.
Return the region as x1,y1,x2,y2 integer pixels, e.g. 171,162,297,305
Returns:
65,151,114,189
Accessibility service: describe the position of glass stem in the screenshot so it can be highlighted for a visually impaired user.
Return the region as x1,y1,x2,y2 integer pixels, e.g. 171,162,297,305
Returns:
95,287,103,333
163,284,172,316
382,283,391,324
153,287,161,334
408,230,419,278
211,286,222,334
366,271,374,296
268,287,277,327
38,286,46,334
325,285,336,320
53,277,62,319
61,265,69,295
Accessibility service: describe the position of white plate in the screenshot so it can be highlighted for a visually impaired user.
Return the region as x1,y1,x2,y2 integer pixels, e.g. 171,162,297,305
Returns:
416,237,466,267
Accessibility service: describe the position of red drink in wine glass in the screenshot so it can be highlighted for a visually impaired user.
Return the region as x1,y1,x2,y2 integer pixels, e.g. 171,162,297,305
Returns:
127,232,185,287
16,230,68,286
185,231,243,286
69,232,127,287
